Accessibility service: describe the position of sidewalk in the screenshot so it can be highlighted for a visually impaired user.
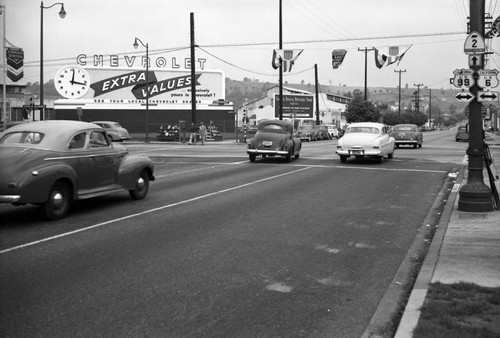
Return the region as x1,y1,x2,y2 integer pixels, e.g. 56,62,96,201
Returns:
395,132,500,337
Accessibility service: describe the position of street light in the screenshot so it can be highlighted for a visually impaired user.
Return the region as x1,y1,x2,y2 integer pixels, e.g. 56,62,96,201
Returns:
40,1,65,121
133,37,150,143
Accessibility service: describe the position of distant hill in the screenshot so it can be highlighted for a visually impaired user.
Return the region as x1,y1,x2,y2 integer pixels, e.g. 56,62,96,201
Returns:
225,77,466,115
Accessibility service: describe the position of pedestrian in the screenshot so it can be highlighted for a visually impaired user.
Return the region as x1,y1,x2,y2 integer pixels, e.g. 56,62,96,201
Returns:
198,122,207,145
188,122,198,144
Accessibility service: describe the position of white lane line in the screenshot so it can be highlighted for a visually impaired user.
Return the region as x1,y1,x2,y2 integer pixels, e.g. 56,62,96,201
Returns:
0,167,311,255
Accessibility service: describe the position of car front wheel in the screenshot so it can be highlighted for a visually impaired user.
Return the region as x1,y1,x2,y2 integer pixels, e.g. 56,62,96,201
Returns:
249,153,256,162
129,169,150,200
43,181,71,220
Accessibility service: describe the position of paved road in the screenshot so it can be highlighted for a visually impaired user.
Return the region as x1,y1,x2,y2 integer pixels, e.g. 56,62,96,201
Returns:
0,129,463,337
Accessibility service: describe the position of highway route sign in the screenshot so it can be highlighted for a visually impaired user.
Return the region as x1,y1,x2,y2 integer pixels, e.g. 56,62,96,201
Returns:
464,31,486,55
477,91,499,102
477,69,499,89
451,68,475,88
455,91,475,103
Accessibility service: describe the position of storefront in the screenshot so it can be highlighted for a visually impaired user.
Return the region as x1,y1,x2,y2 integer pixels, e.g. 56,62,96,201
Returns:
54,66,234,133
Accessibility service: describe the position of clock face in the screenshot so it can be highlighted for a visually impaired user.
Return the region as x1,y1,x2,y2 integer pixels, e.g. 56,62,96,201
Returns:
55,66,91,99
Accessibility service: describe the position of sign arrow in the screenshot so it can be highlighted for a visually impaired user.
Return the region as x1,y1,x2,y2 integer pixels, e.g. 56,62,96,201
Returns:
477,90,499,102
455,92,475,103
471,55,479,66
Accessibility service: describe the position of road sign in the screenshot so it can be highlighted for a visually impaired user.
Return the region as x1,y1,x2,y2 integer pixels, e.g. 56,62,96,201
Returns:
451,68,475,88
477,91,499,102
464,31,486,55
455,91,475,103
477,69,499,88
332,49,347,69
468,54,483,67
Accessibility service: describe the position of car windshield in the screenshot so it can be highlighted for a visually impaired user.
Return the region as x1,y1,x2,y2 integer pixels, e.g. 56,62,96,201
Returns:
0,131,45,145
346,126,379,134
111,122,122,128
261,124,286,132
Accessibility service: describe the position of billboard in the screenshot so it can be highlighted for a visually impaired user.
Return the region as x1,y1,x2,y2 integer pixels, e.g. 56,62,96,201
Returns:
274,94,314,118
54,66,225,110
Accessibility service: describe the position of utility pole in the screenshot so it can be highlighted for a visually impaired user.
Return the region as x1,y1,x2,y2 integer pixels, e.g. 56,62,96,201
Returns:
394,69,406,115
459,0,493,211
278,0,283,120
414,83,423,112
314,64,320,125
358,47,374,100
428,89,432,128
190,12,197,124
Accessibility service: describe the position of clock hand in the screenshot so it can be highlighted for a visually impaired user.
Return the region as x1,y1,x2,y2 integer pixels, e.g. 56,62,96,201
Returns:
72,80,87,86
70,69,76,84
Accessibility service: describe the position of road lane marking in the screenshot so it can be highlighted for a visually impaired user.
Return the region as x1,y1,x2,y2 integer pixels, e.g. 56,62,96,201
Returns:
0,167,312,255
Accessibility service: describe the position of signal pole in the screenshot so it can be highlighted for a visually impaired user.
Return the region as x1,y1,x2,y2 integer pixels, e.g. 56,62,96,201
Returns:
394,69,406,115
458,0,493,211
358,47,374,100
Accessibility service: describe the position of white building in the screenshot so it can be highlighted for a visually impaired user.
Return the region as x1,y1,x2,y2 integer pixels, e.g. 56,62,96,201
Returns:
237,85,351,128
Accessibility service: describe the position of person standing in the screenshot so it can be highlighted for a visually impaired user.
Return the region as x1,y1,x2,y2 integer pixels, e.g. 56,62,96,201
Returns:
188,122,198,144
198,122,207,145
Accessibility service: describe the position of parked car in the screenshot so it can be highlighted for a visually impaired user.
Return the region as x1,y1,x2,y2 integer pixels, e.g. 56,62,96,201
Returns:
325,125,339,139
390,124,423,148
92,121,131,142
157,124,180,141
0,120,155,220
247,119,301,162
336,122,395,163
338,124,348,138
455,124,469,142
295,125,315,141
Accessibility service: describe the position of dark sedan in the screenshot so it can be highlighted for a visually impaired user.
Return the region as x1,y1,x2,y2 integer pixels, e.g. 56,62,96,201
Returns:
0,120,155,220
247,119,301,162
390,124,423,148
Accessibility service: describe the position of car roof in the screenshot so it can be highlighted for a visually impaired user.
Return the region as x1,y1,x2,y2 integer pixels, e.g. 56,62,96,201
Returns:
1,120,103,150
347,122,385,127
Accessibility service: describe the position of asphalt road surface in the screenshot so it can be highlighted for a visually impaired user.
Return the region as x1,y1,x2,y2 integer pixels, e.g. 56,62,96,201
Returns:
0,128,464,337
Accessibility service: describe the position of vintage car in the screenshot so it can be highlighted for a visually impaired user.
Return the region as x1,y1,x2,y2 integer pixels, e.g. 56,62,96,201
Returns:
92,121,131,142
455,124,469,142
247,119,301,162
0,120,155,220
295,125,315,141
325,125,339,139
313,125,331,140
390,124,423,148
336,122,395,163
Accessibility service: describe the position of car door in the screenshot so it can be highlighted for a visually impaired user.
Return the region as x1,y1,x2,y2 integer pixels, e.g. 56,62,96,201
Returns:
380,126,393,154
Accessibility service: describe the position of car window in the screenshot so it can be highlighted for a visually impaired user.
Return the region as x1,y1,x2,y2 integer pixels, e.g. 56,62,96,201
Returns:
394,127,413,131
347,127,379,134
0,131,44,144
89,131,110,147
69,132,87,149
262,124,285,132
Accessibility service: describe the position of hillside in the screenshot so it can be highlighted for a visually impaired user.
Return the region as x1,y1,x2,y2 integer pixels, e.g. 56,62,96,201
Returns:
225,78,467,116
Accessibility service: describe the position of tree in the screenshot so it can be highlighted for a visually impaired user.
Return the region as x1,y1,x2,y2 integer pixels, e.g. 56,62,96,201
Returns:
382,111,402,125
344,90,381,123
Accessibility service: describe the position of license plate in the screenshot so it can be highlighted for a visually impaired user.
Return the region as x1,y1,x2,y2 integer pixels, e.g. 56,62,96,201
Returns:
263,141,272,146
350,150,364,155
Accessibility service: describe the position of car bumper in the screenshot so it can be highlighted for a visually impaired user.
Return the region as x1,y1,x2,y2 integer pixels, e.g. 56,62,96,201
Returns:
247,149,289,156
0,195,21,203
395,139,418,144
336,148,383,156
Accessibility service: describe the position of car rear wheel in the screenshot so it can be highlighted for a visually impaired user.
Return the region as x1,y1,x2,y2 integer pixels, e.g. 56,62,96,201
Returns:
377,156,384,163
285,151,292,162
129,169,150,200
249,153,256,162
43,181,71,220
340,155,347,163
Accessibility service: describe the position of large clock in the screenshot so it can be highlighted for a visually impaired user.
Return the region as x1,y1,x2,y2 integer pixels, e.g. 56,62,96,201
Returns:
55,65,91,99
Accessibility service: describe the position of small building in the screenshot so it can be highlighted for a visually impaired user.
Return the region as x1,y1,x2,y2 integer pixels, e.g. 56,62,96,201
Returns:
237,85,351,128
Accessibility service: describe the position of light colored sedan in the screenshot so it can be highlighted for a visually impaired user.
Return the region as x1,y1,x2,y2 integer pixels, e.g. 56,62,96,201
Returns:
92,121,131,142
0,120,154,220
335,122,395,163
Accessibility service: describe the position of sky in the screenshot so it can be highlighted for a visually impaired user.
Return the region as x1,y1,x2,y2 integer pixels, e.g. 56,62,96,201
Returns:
2,0,500,90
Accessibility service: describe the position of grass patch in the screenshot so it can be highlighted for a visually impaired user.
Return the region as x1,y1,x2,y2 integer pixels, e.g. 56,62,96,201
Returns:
413,282,500,338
